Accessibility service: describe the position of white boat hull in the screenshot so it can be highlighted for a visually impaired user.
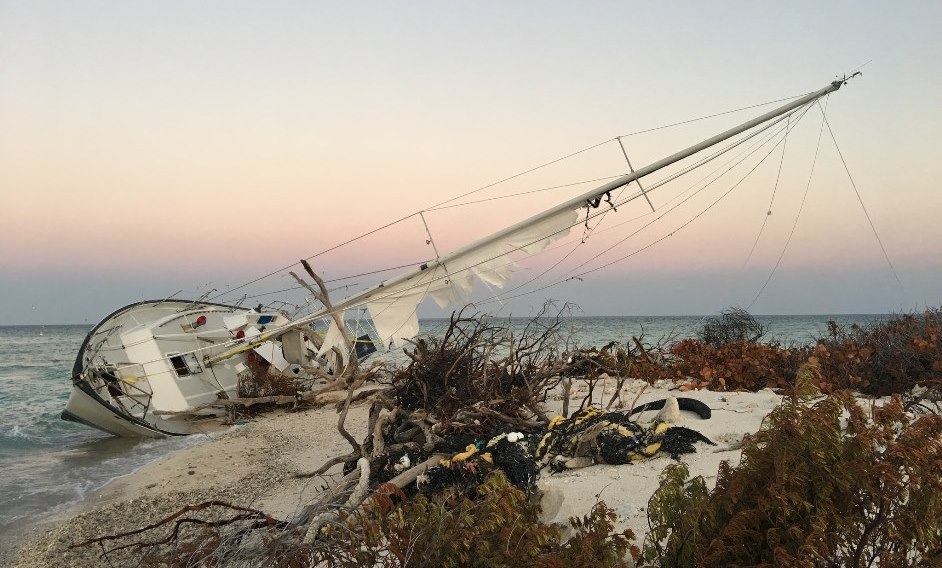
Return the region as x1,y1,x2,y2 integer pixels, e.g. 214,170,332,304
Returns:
63,299,311,437
62,383,170,438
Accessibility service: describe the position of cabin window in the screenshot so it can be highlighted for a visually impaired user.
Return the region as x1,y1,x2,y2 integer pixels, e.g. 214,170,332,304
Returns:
169,355,190,377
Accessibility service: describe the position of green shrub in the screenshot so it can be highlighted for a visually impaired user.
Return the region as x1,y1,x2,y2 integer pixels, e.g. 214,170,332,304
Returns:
698,307,766,348
815,308,942,396
641,365,942,567
314,471,639,568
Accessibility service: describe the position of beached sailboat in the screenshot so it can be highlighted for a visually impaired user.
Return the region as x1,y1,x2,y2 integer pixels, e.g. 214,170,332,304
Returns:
63,77,856,437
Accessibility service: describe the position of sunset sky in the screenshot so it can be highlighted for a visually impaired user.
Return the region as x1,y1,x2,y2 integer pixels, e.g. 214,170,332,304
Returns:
2,1,941,324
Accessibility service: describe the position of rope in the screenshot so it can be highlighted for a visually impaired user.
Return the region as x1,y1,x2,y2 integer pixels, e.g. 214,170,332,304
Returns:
742,115,790,268
425,174,625,211
746,98,829,311
820,105,903,289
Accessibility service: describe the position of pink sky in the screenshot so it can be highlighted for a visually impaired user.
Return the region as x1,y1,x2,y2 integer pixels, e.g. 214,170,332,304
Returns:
2,1,941,324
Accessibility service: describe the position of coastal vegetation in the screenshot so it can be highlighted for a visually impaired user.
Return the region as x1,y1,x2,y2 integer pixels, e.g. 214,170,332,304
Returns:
66,306,941,567
640,367,942,567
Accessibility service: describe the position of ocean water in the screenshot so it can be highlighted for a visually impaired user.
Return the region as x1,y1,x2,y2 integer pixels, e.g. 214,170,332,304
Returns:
0,326,208,542
0,314,883,540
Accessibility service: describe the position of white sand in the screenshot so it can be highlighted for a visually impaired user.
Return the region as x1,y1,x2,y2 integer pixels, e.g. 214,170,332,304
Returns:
537,380,783,541
12,379,784,566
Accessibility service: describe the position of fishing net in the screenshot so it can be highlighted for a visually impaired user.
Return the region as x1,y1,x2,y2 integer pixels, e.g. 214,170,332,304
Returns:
400,401,715,497
419,431,539,495
535,407,716,471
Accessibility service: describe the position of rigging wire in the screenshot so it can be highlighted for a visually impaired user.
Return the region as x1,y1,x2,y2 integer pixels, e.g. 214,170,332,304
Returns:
475,109,807,309
431,101,815,311
428,92,810,211
426,139,617,210
580,124,801,279
820,105,904,289
208,212,422,302
548,104,815,284
615,92,810,138
481,104,813,303
208,92,813,303
241,282,361,302
425,174,626,211
213,260,429,303
746,98,830,311
742,115,790,268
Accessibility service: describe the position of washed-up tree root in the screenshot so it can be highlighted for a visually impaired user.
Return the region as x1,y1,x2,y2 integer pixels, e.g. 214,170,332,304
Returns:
302,304,720,494
293,304,578,483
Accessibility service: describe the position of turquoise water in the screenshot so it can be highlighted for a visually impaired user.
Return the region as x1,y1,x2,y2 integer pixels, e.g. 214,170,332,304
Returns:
0,314,883,536
0,325,206,538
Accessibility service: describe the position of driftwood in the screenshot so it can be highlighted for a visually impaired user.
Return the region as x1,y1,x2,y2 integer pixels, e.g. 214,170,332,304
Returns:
300,259,358,379
293,453,446,529
154,371,381,419
336,384,361,455
69,501,283,554
288,270,347,371
302,457,371,543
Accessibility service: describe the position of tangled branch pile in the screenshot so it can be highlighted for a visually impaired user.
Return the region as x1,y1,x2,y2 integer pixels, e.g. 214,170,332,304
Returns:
385,308,566,439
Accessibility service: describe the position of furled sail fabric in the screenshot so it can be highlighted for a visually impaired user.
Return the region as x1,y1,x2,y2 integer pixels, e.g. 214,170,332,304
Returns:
367,206,580,348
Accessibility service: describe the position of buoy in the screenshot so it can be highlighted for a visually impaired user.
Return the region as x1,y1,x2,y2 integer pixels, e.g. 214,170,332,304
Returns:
655,396,681,424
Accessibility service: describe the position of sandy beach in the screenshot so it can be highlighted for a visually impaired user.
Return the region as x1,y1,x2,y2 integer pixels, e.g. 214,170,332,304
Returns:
9,379,784,567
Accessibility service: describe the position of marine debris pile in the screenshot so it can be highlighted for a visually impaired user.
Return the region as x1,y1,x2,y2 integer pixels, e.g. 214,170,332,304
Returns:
315,307,718,498
66,307,942,567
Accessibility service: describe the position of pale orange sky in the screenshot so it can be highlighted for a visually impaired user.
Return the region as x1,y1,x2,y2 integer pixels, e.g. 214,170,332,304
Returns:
2,1,941,324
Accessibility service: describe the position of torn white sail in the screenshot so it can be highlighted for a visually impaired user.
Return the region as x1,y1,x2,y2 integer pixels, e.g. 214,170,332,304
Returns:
367,206,580,347
316,314,351,368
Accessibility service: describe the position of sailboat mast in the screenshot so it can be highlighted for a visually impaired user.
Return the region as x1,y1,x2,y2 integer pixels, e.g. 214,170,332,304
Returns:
330,80,844,308
207,78,847,363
